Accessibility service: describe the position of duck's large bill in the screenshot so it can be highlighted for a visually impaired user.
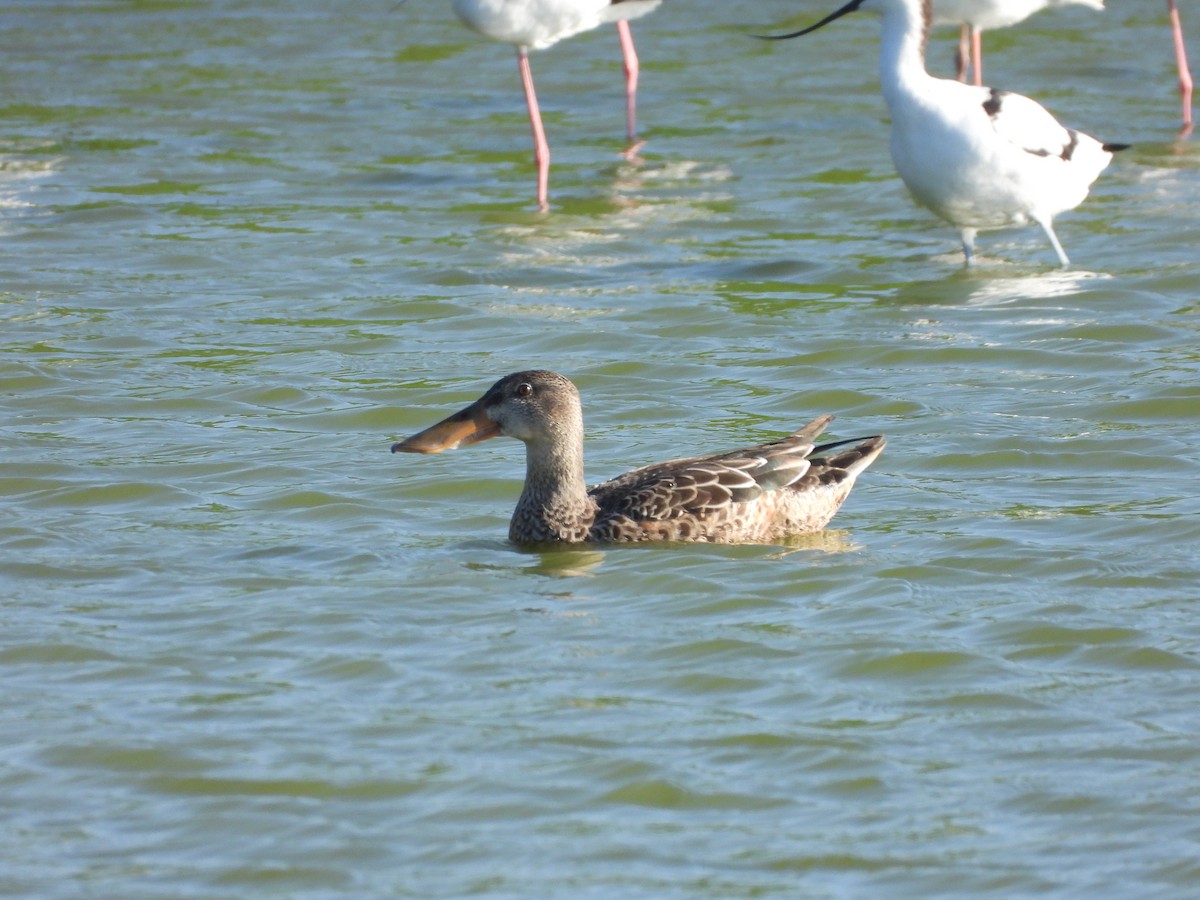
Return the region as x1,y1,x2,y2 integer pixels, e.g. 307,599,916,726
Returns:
391,399,501,454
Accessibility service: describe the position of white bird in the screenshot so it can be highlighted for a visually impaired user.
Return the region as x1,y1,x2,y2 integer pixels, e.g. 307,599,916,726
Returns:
451,0,662,210
762,0,1128,267
931,0,1104,87
1168,0,1194,133
934,2,1193,133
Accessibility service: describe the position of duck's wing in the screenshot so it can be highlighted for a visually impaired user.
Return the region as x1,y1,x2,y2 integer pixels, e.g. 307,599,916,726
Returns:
587,415,836,522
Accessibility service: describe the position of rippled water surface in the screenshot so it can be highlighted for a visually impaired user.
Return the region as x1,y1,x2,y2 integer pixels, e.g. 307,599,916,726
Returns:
3,1,1200,896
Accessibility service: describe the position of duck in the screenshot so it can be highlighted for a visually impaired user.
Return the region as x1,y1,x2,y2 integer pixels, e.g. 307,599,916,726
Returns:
761,0,1128,267
451,0,663,210
391,370,885,545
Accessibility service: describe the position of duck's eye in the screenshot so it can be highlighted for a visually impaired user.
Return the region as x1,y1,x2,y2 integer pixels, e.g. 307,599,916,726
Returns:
515,382,533,398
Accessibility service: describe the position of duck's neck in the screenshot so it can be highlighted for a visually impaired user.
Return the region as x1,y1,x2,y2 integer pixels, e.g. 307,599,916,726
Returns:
512,432,595,542
877,0,934,108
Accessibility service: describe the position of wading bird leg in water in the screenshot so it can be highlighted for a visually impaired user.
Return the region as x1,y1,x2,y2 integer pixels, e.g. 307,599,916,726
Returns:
952,23,984,86
1169,0,1194,135
954,24,970,82
968,23,983,86
616,19,646,156
517,50,551,212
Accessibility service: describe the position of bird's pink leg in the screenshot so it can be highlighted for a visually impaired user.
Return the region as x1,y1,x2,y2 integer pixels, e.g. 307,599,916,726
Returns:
1168,0,1193,133
616,19,641,145
970,25,984,87
517,50,550,211
954,24,970,82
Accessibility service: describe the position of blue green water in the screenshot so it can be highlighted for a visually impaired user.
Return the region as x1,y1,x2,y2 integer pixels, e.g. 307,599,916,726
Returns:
3,1,1199,896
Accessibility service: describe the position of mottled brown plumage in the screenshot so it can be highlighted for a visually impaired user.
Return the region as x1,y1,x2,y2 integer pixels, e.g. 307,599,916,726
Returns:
392,370,885,545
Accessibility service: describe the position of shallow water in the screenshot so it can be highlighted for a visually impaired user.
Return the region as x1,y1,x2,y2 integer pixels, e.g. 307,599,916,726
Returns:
3,1,1200,896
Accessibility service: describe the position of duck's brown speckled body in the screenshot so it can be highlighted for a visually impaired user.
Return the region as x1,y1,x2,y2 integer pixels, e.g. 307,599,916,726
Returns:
392,370,885,545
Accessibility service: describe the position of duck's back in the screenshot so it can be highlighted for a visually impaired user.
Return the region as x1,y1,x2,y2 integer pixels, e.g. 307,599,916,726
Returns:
584,422,884,543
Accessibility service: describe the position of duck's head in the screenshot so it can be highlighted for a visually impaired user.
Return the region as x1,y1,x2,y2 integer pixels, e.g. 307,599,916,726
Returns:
391,370,583,454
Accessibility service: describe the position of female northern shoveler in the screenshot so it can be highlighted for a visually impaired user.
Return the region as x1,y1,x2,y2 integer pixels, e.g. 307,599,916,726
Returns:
391,370,885,545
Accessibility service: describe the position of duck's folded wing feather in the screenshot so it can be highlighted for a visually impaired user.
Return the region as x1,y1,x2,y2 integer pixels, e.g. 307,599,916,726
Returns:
588,416,836,522
588,457,763,521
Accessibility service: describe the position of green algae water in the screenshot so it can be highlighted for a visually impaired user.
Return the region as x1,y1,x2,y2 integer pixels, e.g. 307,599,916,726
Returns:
2,1,1199,896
